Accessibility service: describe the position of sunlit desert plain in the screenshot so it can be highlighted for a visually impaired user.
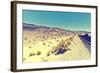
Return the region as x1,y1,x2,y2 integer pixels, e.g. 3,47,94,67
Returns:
23,23,91,63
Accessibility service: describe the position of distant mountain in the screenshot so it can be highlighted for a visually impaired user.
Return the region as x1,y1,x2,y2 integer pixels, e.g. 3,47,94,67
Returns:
23,23,73,32
23,23,38,29
23,23,90,35
23,23,51,29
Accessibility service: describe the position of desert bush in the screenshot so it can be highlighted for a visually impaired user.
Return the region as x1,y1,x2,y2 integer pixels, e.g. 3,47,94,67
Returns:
29,46,31,49
24,37,27,40
43,42,46,45
37,51,41,55
47,52,50,56
29,40,31,43
29,53,35,57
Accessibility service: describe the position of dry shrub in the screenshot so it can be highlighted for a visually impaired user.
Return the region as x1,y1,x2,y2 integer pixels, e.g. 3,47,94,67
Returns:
37,51,41,55
43,42,46,45
29,53,35,57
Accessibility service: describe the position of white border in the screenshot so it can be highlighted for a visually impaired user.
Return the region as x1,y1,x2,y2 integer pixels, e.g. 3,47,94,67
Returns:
17,3,96,69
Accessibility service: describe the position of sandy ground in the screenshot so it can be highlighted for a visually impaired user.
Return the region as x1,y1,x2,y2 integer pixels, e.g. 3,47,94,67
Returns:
23,29,90,63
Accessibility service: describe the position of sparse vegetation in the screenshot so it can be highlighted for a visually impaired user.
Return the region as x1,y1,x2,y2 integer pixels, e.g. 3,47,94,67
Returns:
29,41,31,43
50,38,72,55
43,42,46,45
29,46,31,49
67,42,71,45
25,37,27,40
54,37,56,39
23,58,26,60
42,35,45,39
47,52,50,56
56,40,59,42
29,53,35,57
23,23,90,63
37,51,41,55
48,45,50,47
70,37,73,41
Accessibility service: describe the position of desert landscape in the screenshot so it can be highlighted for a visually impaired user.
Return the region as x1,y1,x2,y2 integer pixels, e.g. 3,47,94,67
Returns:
22,23,91,63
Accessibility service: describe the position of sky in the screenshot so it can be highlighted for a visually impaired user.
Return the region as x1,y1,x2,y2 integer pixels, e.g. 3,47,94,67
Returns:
22,10,91,32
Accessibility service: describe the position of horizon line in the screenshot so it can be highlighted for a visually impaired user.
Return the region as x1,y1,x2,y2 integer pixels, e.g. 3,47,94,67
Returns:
23,22,91,32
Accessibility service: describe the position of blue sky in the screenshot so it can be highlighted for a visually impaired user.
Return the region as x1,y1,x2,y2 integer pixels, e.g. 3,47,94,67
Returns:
22,10,91,32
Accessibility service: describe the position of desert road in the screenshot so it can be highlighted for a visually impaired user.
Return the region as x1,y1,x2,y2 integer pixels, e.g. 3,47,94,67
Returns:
79,35,91,52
